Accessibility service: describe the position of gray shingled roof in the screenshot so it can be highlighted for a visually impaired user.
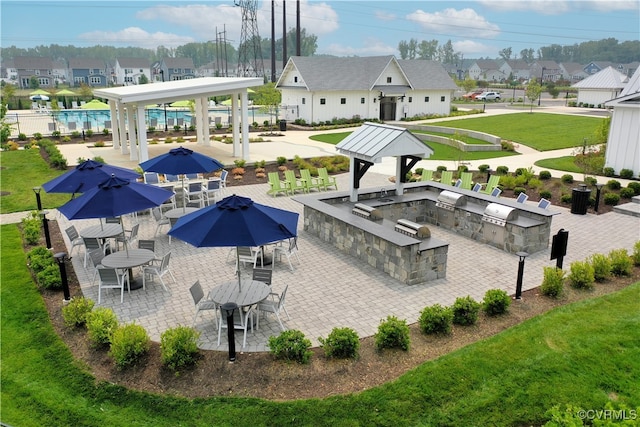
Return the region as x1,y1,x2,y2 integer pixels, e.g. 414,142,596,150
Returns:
163,57,195,68
117,57,150,68
68,58,106,69
281,56,456,91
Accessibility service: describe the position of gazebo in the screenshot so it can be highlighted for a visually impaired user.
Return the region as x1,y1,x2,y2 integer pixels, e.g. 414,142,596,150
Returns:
93,77,262,162
335,122,433,202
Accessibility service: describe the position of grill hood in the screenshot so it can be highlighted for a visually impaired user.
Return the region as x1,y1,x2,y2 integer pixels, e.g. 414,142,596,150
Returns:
482,203,517,226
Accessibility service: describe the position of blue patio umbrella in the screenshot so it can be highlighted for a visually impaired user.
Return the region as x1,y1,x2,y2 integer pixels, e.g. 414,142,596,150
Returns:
168,194,299,290
139,146,224,210
42,159,140,196
58,174,174,220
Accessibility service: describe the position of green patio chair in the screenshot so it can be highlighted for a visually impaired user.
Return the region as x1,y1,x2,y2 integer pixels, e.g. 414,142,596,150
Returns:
267,172,290,197
459,171,473,190
284,170,307,195
439,170,454,186
480,175,500,194
420,170,434,181
317,167,338,191
300,169,323,192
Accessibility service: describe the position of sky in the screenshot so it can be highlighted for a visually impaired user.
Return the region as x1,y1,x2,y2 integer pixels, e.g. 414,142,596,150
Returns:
1,0,639,59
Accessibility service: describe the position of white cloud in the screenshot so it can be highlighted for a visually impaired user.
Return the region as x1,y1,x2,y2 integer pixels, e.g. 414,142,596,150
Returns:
78,27,194,49
452,40,496,57
321,38,397,57
479,0,638,15
407,8,500,38
257,0,339,36
375,10,396,21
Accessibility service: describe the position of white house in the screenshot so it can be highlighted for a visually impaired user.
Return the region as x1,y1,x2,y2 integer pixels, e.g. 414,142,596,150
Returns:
604,67,640,177
468,60,500,81
572,66,629,107
276,56,458,124
113,58,151,86
499,60,531,81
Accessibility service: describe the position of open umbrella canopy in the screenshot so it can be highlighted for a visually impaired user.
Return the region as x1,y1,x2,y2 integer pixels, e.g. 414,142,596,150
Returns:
55,89,76,96
139,146,223,176
58,175,174,220
169,194,298,248
42,159,140,195
29,94,50,101
169,100,192,108
80,99,110,110
29,89,50,96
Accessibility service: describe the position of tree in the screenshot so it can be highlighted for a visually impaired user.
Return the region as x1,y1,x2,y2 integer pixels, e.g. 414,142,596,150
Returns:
417,40,438,60
520,48,535,63
29,76,39,89
498,47,512,61
460,75,476,93
0,103,12,144
1,83,16,108
253,83,281,134
398,40,409,60
525,80,542,113
138,74,149,85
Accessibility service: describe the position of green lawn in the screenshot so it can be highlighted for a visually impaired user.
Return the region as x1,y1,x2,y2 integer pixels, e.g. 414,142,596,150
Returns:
310,132,518,161
0,149,70,214
412,129,491,145
535,156,587,174
3,224,638,426
429,113,604,151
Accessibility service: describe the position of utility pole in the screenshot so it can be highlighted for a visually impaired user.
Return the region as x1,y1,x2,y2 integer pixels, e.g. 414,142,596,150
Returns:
282,0,287,70
235,0,264,77
271,0,276,82
296,0,301,56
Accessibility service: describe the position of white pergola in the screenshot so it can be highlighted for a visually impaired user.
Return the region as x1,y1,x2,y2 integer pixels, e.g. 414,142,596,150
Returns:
93,77,263,162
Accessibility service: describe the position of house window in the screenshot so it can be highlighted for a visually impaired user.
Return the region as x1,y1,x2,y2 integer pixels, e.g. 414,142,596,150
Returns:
37,78,49,86
89,69,94,75
441,96,445,102
125,68,132,74
425,96,430,102
124,76,133,83
74,76,85,84
35,70,40,75
361,97,365,104
302,98,306,105
340,98,346,105
408,96,412,103
386,77,392,83
90,76,101,84
294,76,298,83
320,98,326,105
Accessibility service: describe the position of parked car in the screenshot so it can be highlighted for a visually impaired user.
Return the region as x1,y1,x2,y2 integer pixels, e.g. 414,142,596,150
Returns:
462,90,483,100
476,91,501,101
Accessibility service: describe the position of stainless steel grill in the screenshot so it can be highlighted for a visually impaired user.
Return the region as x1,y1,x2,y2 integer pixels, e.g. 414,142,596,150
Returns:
435,190,466,212
482,203,517,227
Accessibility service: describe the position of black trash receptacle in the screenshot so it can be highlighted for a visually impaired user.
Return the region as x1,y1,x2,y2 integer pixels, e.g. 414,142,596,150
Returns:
570,184,590,215
279,120,287,131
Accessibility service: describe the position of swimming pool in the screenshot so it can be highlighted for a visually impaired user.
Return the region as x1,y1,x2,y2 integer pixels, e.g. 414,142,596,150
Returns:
55,107,274,131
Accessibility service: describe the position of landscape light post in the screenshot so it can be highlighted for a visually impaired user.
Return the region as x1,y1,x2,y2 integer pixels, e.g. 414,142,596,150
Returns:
538,67,546,106
594,183,604,214
33,187,52,249
54,252,71,303
515,251,529,300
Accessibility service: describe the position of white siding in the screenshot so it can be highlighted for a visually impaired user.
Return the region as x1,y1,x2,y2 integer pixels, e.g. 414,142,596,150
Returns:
605,106,640,176
577,89,621,106
374,62,408,86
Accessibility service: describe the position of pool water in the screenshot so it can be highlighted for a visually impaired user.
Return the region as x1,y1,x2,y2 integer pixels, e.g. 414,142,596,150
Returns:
55,107,274,130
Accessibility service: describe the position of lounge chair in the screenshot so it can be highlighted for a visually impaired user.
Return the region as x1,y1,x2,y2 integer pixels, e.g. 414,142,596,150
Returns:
439,170,453,185
284,170,306,195
480,175,500,195
459,172,473,190
317,167,338,191
299,169,323,192
267,172,289,197
420,170,433,181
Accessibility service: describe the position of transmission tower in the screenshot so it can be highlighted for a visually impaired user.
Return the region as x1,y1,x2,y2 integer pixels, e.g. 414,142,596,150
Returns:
235,0,265,77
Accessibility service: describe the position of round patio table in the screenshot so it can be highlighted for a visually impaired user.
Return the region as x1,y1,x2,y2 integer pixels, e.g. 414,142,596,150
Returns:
79,223,123,239
164,207,199,219
101,249,155,291
209,280,270,308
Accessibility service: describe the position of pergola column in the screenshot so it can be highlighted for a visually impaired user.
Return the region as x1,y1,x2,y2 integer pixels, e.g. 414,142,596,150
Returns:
108,101,120,150
232,93,240,157
136,104,148,162
118,105,128,155
241,90,249,161
126,107,138,161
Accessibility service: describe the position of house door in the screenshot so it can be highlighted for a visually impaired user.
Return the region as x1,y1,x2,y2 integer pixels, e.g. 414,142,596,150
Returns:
379,97,396,121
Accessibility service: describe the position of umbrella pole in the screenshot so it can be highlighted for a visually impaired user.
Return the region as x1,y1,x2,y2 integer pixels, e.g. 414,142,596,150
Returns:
236,247,242,292
181,177,186,212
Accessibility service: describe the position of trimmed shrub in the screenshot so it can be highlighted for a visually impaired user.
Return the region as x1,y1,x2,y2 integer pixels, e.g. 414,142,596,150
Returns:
451,296,481,326
560,194,572,204
539,190,552,199
632,241,640,266
540,267,565,298
419,304,453,335
560,174,574,184
619,188,635,199
513,187,526,196
627,182,640,196
436,165,447,172
539,170,552,180
482,289,511,316
22,212,42,246
27,245,55,272
86,307,119,347
584,176,598,186
160,326,201,370
603,193,620,206
109,323,151,369
268,329,312,364
609,249,632,276
606,179,621,190
478,164,490,173
276,156,287,166
619,168,634,179
568,260,595,290
589,253,611,282
495,165,509,175
62,297,95,328
318,327,360,359
36,264,62,289
374,316,410,351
